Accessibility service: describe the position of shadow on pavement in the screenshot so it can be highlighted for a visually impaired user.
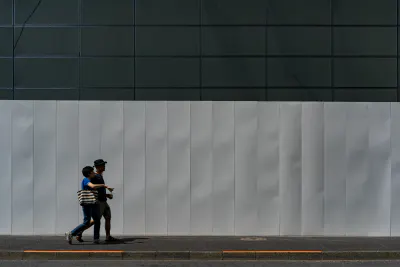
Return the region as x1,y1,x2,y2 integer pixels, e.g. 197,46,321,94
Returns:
105,237,148,244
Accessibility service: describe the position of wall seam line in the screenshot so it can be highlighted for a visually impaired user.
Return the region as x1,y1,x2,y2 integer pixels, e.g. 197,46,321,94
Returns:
55,102,58,234
121,101,125,235
78,0,82,100
133,0,136,100
12,0,15,99
330,0,334,101
10,102,13,234
32,101,35,235
144,101,147,235
397,0,399,102
199,0,202,101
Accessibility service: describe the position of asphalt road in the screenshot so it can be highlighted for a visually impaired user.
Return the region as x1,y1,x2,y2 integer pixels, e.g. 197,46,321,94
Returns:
1,261,399,267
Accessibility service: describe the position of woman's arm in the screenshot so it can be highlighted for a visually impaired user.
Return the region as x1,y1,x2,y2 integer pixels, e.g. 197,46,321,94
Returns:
87,182,107,189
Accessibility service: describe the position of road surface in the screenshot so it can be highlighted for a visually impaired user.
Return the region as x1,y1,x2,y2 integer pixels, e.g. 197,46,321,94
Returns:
1,260,399,267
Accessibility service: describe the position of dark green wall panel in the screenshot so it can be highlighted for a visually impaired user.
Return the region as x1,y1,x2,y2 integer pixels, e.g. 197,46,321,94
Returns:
0,0,398,101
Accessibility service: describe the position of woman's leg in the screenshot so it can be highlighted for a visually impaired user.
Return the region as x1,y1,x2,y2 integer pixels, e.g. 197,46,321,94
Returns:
71,205,92,236
66,205,92,244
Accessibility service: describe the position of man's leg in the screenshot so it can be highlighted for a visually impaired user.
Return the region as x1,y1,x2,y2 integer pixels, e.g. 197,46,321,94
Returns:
105,218,111,239
98,202,107,237
91,204,101,243
102,202,117,241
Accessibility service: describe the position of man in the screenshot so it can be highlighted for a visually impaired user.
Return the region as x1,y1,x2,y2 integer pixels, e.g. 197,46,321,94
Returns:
65,166,108,244
76,159,118,242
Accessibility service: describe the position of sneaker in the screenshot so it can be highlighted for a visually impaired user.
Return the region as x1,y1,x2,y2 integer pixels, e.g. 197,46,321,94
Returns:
93,239,100,244
76,236,84,243
65,232,72,245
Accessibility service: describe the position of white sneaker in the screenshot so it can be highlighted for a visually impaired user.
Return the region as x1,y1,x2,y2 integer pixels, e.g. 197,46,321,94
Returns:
65,232,72,245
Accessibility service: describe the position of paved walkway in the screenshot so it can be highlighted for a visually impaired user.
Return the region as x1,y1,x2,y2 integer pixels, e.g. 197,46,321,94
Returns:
1,236,400,260
1,236,400,251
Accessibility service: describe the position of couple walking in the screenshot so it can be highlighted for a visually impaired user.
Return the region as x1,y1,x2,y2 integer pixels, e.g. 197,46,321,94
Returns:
65,159,118,244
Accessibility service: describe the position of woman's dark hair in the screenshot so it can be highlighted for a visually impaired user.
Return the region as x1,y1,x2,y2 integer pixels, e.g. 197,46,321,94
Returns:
82,166,94,177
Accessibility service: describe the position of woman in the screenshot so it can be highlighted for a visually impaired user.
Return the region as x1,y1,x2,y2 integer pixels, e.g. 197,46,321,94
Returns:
65,166,109,244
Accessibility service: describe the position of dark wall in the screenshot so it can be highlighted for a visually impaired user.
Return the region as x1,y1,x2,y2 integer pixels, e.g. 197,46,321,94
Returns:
0,0,398,101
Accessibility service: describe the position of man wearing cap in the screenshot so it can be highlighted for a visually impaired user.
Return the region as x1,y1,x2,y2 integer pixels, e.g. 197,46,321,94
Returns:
76,159,118,242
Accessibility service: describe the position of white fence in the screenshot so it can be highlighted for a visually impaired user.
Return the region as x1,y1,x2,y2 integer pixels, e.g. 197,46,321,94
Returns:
0,100,398,236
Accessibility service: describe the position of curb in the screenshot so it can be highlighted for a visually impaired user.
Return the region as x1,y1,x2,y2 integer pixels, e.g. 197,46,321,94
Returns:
1,251,400,261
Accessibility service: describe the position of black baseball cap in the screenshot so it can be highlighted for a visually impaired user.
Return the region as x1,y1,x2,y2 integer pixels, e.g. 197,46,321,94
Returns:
94,159,107,166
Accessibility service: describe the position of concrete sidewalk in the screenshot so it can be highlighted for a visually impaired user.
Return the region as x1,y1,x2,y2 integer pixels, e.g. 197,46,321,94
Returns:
1,236,400,261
